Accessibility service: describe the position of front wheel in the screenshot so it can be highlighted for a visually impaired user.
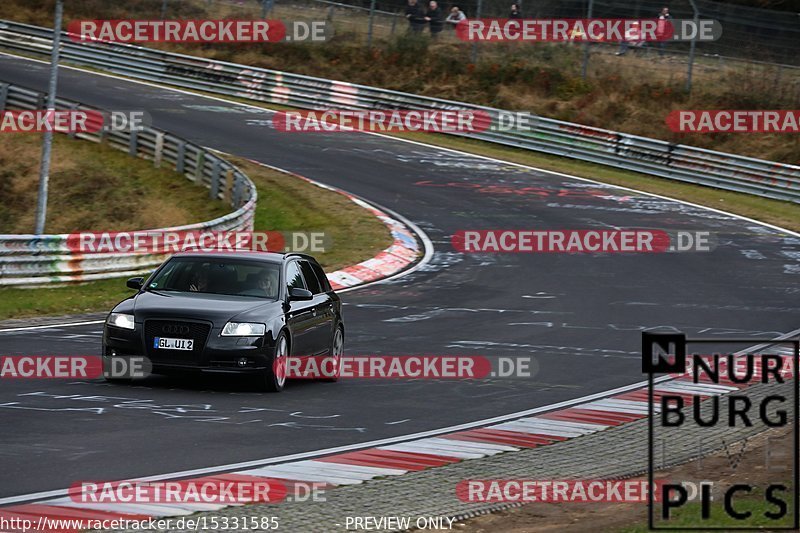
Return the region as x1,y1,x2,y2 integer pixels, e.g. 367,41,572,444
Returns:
259,332,288,392
321,326,343,383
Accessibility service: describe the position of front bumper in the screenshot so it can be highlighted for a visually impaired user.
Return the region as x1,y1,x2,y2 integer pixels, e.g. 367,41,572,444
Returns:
103,320,272,375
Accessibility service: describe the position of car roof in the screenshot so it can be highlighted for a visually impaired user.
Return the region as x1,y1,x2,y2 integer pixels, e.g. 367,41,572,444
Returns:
171,251,319,264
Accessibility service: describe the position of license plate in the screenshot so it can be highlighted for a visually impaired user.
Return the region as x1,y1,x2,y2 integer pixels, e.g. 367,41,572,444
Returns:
154,337,194,351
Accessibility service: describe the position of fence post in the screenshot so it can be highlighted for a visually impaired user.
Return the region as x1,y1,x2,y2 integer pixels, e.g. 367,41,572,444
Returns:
686,0,699,93
367,0,377,48
581,0,594,80
34,0,63,234
470,0,483,63
391,15,397,35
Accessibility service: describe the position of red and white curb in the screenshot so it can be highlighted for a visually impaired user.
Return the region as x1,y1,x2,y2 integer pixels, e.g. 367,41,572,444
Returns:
243,160,423,291
2,346,794,531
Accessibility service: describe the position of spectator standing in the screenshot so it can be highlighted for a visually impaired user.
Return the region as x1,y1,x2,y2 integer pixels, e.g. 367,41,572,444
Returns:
445,6,466,28
426,1,444,37
406,0,427,33
656,6,672,57
509,3,522,19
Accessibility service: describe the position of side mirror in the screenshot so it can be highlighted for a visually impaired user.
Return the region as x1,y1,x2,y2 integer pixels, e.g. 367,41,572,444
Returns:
126,277,144,290
289,287,313,301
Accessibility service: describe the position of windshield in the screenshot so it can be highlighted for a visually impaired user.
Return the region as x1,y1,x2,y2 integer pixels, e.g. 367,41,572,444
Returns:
147,257,281,299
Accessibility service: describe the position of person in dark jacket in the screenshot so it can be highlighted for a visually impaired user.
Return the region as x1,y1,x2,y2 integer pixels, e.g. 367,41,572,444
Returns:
406,0,427,33
509,3,522,19
426,1,444,37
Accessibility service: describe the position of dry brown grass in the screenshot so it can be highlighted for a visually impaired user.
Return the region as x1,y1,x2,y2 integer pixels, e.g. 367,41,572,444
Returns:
0,134,230,233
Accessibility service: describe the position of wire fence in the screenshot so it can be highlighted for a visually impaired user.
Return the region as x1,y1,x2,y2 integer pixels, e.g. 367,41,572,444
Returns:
139,0,798,99
179,0,800,68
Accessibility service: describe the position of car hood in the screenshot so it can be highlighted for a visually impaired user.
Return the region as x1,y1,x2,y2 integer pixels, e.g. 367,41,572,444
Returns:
131,290,281,324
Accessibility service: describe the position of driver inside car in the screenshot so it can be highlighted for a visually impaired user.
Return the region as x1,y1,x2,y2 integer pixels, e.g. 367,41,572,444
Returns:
258,269,279,299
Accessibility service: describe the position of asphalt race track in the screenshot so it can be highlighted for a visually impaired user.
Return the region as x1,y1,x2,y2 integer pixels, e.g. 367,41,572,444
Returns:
1,54,798,500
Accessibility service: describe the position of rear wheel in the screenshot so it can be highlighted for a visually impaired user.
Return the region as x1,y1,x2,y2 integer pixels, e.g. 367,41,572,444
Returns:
260,332,288,392
321,326,343,383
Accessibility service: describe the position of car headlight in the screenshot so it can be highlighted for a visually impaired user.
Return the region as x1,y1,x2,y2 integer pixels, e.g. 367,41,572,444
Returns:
221,322,266,336
107,313,135,330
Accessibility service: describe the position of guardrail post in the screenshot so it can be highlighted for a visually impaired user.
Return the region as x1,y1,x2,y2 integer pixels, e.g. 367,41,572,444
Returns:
194,151,205,183
98,114,107,144
210,159,222,199
128,130,138,156
176,141,186,174
153,132,165,168
224,167,234,205
233,174,243,207
68,103,79,139
0,84,8,110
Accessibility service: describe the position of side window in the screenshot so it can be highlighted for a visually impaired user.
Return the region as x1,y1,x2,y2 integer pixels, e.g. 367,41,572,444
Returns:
299,261,322,294
310,262,331,292
285,261,306,292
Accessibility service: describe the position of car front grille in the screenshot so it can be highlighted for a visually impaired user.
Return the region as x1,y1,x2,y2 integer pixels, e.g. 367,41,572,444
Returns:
144,319,211,363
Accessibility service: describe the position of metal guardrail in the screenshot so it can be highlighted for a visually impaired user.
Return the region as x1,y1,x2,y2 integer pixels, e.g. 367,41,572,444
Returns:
0,81,257,286
0,20,795,204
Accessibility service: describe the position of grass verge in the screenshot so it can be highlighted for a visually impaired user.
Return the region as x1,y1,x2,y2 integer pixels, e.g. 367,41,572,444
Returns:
621,484,795,531
0,134,230,233
0,142,392,321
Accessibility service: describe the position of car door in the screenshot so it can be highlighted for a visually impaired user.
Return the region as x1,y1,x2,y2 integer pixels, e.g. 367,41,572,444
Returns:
298,260,335,354
284,260,316,358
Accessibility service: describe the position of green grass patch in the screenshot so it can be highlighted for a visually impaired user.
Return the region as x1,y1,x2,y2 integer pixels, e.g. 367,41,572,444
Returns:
621,484,795,531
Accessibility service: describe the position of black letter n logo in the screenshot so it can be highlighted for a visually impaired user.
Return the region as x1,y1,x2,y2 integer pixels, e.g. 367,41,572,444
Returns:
642,332,686,374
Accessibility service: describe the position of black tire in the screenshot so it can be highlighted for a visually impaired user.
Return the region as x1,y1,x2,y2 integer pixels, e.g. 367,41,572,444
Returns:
320,326,343,383
260,331,288,392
